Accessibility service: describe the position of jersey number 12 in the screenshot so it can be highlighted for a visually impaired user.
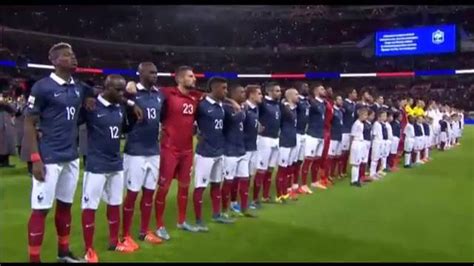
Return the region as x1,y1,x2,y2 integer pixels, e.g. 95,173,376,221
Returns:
109,126,120,139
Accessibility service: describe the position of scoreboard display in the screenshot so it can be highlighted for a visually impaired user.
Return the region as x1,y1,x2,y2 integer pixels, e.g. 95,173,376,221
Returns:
375,24,457,57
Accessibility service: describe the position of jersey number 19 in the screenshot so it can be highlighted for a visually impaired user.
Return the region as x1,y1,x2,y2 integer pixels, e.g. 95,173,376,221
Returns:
66,106,76,121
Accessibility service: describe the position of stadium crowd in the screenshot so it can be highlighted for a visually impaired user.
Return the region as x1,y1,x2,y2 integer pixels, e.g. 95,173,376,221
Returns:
2,6,474,47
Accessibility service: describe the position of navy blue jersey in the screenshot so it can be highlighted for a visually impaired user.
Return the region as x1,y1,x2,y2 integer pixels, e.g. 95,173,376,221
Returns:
84,96,124,173
223,104,246,157
196,97,225,157
363,121,372,141
258,96,281,138
391,120,401,138
439,120,448,132
372,103,385,114
369,104,378,114
26,73,89,164
414,123,423,137
330,107,343,141
279,103,297,148
381,123,388,140
124,84,164,156
295,96,310,134
307,97,326,138
355,102,369,115
423,123,430,136
243,101,259,152
342,98,356,133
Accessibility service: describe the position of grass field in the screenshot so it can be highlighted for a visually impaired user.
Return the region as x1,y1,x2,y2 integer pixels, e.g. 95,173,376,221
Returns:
1,128,473,262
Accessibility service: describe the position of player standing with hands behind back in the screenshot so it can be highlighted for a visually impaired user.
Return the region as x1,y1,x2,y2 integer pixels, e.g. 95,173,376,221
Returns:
24,43,94,263
349,108,369,187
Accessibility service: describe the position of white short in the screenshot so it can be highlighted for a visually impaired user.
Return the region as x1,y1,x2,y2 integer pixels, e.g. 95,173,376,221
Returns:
328,140,342,157
304,136,325,158
256,136,279,170
383,140,391,158
224,155,248,180
433,126,439,144
440,132,447,143
390,137,400,155
123,154,159,192
414,136,424,151
194,154,223,188
362,141,371,163
349,140,365,165
404,138,415,153
341,133,351,151
371,140,383,162
81,171,124,210
453,129,460,138
424,136,431,149
245,151,258,177
31,159,80,210
278,146,298,167
433,124,440,135
295,134,307,161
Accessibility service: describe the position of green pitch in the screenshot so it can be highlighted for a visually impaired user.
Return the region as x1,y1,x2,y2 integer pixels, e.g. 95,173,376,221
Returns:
1,128,473,262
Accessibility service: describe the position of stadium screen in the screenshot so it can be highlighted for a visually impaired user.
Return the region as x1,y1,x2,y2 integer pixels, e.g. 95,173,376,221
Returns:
375,24,457,57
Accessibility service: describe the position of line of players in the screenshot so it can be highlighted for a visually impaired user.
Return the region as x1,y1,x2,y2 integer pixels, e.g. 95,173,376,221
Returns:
24,43,465,263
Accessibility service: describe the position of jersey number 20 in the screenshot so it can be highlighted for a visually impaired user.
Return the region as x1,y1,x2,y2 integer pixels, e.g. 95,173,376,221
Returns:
214,119,223,130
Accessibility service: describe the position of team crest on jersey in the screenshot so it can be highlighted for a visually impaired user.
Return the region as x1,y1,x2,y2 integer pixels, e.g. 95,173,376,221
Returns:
74,88,80,97
37,193,44,202
27,95,36,109
119,111,123,118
